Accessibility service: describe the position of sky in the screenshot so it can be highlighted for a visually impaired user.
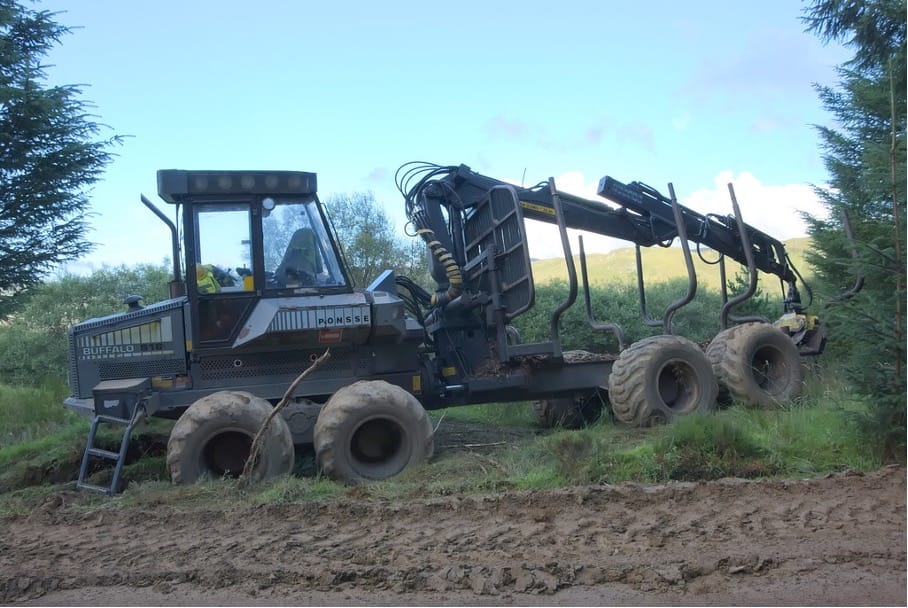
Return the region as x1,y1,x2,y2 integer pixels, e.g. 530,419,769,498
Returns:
36,0,851,270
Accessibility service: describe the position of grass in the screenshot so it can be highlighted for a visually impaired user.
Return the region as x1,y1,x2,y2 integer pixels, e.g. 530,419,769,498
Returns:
535,400,854,486
0,373,886,514
0,381,73,445
428,401,536,428
253,475,344,503
0,423,88,495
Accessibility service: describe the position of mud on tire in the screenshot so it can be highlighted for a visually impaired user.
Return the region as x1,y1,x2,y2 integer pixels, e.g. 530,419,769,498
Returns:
167,391,294,484
706,322,802,408
608,334,718,426
314,380,433,483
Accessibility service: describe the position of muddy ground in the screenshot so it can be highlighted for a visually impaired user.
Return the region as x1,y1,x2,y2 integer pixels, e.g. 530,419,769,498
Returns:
1,464,904,606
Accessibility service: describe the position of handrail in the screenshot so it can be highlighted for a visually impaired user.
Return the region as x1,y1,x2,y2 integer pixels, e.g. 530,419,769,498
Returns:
141,194,185,298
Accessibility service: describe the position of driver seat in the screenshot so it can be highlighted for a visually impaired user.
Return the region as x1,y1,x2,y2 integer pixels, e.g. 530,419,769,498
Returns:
275,228,322,285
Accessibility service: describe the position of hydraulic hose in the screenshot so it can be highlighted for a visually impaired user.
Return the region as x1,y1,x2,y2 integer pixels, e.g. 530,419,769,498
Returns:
417,227,463,307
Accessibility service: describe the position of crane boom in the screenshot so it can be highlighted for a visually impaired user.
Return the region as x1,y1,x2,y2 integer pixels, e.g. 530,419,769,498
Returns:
408,163,802,307
596,176,796,285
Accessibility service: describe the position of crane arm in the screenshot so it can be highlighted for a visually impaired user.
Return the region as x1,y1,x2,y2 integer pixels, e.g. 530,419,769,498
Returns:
432,164,659,245
596,176,797,284
424,164,799,290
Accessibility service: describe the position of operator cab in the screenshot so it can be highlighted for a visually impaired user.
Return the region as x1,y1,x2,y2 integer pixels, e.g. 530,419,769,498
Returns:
157,170,352,346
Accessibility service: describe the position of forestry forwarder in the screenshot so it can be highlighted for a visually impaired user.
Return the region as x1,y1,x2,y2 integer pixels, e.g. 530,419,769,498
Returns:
64,163,859,494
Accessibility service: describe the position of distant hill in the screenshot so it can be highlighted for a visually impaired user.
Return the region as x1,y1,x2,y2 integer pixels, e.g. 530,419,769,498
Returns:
530,237,813,291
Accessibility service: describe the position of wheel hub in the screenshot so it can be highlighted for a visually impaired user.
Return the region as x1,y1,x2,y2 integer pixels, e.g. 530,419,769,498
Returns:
657,360,699,413
203,431,252,477
751,346,788,389
351,418,404,467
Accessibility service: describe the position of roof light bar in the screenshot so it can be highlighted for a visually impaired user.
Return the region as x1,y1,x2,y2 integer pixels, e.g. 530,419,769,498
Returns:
157,170,317,203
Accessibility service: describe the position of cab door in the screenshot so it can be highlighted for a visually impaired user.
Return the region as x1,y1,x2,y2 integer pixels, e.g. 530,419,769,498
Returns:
186,200,258,348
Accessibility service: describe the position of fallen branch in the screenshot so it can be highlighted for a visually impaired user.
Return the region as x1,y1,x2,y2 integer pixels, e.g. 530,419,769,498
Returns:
441,441,507,449
462,441,507,448
468,451,507,472
432,411,446,434
240,349,331,484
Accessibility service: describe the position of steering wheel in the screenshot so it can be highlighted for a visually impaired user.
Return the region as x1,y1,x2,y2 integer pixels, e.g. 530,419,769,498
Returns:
285,267,317,286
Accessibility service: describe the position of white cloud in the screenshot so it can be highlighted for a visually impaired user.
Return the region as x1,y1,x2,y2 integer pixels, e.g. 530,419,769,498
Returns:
684,171,826,241
524,221,627,262
550,171,595,196
521,171,627,261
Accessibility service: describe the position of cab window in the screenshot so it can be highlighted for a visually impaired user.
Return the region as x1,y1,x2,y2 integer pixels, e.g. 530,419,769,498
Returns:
193,203,254,294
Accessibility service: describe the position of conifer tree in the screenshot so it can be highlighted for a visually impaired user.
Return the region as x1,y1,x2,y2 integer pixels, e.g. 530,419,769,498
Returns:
803,0,906,459
0,1,120,316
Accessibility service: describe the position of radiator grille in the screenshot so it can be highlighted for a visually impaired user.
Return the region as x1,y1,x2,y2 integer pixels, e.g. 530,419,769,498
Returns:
99,358,186,380
197,352,358,381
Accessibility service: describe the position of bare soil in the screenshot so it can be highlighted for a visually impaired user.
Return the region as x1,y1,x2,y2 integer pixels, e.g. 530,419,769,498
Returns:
1,465,905,606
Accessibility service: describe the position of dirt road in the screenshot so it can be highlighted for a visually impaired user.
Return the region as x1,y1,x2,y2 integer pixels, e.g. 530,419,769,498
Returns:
1,466,905,606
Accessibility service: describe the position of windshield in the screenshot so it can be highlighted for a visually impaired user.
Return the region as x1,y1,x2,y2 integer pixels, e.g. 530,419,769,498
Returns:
263,197,347,290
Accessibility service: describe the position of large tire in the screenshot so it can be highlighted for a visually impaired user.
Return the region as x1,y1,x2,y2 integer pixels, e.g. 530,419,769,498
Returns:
608,335,718,426
706,322,802,408
314,380,433,483
532,392,604,429
167,391,294,484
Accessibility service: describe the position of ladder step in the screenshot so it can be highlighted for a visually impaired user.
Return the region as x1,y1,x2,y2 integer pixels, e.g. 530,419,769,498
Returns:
76,482,113,495
76,398,147,496
96,415,132,425
87,447,121,460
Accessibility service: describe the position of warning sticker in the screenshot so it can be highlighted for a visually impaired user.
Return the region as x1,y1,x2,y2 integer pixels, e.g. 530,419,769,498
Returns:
318,329,343,344
520,201,556,216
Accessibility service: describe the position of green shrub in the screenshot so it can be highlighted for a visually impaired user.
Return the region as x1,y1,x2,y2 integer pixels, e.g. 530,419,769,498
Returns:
0,263,171,385
0,326,68,386
512,279,781,354
546,430,602,484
